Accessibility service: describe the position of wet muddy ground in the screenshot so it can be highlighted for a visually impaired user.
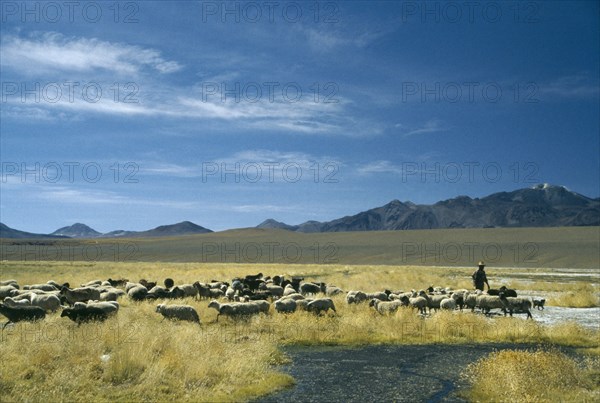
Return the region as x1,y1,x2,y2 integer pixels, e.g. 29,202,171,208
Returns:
258,343,550,403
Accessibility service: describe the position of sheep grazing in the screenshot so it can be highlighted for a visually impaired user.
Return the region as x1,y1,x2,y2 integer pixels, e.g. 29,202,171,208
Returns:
326,285,344,297
146,286,171,299
295,298,313,312
369,298,403,315
100,291,121,302
366,292,389,302
533,298,546,310
0,303,46,328
259,283,284,298
0,285,19,299
178,284,198,298
60,286,102,305
128,285,148,301
418,291,447,312
274,298,297,313
24,283,58,292
440,297,457,310
139,279,157,290
280,293,305,301
156,304,200,324
3,297,31,307
306,298,336,315
193,282,225,299
346,291,368,304
300,282,324,296
29,293,61,312
0,280,19,288
487,286,518,297
247,300,270,314
399,295,428,315
499,293,533,319
80,280,102,287
107,278,128,287
463,291,480,312
283,284,297,296
75,301,119,315
207,300,262,322
475,295,506,315
61,306,109,324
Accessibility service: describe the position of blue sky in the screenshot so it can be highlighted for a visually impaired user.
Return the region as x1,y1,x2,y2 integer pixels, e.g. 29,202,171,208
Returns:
1,1,598,233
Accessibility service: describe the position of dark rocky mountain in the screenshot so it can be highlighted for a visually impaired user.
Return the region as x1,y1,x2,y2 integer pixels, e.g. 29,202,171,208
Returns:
0,223,67,239
51,223,102,238
258,184,600,232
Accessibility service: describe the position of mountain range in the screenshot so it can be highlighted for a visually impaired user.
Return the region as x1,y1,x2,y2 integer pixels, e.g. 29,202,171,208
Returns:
1,221,212,239
257,184,600,232
1,184,598,239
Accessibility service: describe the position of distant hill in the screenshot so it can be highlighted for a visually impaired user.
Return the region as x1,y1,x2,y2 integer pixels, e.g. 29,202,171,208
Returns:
1,221,212,239
128,221,213,237
258,184,600,232
52,223,102,238
0,223,67,239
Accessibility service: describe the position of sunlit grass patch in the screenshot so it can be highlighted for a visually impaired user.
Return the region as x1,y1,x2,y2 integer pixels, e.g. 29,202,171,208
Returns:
461,348,600,402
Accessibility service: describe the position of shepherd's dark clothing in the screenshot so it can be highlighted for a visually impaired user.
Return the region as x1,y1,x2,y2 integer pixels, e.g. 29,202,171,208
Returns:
472,269,488,291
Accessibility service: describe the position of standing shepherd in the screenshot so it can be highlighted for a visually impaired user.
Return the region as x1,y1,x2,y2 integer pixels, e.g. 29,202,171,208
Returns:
472,261,490,291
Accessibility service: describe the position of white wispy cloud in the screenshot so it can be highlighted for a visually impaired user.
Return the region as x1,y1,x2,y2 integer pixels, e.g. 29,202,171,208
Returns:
1,32,182,75
396,119,448,137
539,74,600,99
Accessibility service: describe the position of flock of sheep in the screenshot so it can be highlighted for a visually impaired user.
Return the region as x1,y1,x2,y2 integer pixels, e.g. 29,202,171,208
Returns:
0,273,544,328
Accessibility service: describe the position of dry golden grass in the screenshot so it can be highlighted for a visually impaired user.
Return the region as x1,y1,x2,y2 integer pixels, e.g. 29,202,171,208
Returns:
462,348,600,402
549,290,600,308
1,261,598,401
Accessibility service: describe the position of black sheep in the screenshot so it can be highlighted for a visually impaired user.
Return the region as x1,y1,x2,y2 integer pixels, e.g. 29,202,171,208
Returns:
61,306,108,324
0,303,46,328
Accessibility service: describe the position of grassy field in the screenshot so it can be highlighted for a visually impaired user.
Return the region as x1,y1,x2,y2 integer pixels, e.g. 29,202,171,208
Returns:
0,261,598,401
1,226,599,267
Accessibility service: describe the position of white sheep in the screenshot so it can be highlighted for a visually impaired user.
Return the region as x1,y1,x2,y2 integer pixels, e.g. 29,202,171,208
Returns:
400,295,428,314
499,294,533,319
30,293,61,312
3,297,31,307
156,304,200,323
440,297,457,310
259,283,284,297
326,285,344,297
280,293,305,301
306,298,336,315
295,298,313,311
247,300,270,314
274,298,297,313
283,284,297,296
475,295,505,315
0,285,18,299
75,301,119,314
208,300,260,321
369,298,403,315
346,290,368,304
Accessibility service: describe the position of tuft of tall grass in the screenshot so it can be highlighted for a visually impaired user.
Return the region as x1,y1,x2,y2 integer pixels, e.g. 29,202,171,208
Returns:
461,348,600,402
